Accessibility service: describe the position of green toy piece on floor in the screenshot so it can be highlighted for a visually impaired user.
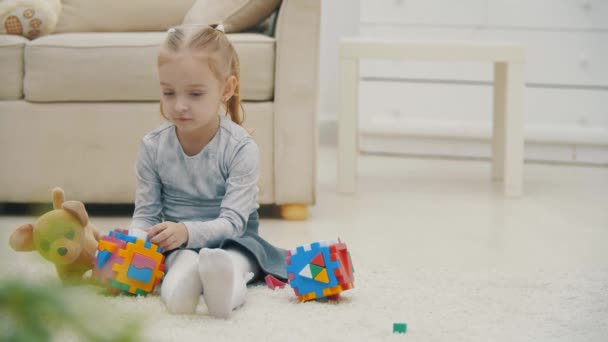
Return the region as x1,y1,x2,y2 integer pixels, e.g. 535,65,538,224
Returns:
393,323,407,334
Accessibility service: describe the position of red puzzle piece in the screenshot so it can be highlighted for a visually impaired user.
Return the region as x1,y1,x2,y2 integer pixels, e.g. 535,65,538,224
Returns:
265,274,287,290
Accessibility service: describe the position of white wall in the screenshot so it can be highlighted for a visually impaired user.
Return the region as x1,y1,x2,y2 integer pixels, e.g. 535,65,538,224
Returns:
319,0,608,165
319,0,359,133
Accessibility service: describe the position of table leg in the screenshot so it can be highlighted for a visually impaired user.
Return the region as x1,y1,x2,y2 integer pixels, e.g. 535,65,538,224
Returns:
492,62,507,181
338,57,359,194
503,62,525,197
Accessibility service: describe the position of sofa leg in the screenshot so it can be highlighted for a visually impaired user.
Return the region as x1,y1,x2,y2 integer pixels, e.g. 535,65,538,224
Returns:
280,204,308,221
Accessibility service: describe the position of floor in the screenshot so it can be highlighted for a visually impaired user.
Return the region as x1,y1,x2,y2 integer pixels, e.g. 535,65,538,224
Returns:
1,146,607,341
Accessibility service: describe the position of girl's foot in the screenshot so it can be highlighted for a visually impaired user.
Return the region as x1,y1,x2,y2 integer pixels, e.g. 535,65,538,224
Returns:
198,248,254,318
161,250,203,314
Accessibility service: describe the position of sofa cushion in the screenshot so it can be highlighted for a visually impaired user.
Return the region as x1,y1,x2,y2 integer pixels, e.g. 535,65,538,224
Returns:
0,34,27,99
183,0,281,33
24,32,275,102
55,0,196,33
0,101,274,204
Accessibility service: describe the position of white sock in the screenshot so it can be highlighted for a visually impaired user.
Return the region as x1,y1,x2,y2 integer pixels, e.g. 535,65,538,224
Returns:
198,248,259,318
160,249,203,314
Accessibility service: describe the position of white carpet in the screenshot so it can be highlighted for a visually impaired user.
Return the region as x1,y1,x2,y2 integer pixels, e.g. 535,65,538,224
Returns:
3,149,608,341
2,251,607,342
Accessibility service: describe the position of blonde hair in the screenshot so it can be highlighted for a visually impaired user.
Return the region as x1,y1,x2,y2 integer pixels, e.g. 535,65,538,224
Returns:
158,24,244,125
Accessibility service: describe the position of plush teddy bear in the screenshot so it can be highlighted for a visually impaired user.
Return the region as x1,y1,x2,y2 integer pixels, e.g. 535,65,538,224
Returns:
9,187,100,285
0,0,61,39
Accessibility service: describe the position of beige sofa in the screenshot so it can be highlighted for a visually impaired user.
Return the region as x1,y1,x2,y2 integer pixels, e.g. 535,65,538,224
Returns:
0,0,320,219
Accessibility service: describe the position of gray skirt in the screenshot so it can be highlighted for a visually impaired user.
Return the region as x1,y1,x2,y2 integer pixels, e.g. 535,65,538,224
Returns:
165,211,288,282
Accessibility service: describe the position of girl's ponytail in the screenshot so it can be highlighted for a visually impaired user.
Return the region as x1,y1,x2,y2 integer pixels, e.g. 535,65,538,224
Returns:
225,46,244,125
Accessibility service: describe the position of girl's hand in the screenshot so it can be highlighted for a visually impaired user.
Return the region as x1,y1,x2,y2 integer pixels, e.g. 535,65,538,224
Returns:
147,221,188,251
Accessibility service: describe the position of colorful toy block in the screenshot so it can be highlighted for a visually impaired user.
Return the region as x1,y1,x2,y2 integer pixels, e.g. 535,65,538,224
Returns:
286,239,354,302
92,229,165,296
265,274,287,290
393,323,407,334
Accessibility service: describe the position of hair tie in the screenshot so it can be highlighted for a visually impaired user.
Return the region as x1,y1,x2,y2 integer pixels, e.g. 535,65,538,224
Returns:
215,24,225,33
168,27,176,34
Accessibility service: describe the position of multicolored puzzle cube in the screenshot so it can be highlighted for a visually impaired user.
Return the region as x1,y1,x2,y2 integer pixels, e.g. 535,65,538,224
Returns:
286,239,354,302
92,229,165,296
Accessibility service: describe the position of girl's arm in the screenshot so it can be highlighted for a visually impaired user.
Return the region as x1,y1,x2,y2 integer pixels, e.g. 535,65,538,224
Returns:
128,139,163,231
182,138,259,249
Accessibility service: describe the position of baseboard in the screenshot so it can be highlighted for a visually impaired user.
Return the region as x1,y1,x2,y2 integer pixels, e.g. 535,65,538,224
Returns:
319,115,608,165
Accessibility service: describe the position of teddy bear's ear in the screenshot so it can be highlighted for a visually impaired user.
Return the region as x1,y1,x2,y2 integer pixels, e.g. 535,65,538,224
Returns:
52,187,65,210
62,201,89,227
9,224,35,251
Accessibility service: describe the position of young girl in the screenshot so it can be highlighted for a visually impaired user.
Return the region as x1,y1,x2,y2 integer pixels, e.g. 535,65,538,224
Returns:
127,24,287,318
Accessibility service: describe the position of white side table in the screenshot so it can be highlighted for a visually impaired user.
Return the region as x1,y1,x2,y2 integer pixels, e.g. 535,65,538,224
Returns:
338,38,525,197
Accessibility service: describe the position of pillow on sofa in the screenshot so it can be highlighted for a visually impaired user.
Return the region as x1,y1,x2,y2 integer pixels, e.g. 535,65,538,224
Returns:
183,0,281,33
0,0,61,39
55,0,197,33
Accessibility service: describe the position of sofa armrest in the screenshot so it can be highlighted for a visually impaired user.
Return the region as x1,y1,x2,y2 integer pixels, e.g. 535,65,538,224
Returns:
273,0,321,205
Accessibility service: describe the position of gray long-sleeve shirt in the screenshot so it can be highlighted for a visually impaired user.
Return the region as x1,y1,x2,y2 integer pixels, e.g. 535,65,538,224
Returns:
128,114,260,249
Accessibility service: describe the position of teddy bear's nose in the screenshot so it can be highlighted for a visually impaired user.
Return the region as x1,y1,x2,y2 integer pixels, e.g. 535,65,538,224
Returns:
57,247,68,256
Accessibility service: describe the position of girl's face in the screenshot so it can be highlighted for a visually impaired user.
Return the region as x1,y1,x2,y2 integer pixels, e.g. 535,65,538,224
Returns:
158,53,229,133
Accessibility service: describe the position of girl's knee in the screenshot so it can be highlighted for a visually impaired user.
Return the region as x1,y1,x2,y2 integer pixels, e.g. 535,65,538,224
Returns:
165,249,199,269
